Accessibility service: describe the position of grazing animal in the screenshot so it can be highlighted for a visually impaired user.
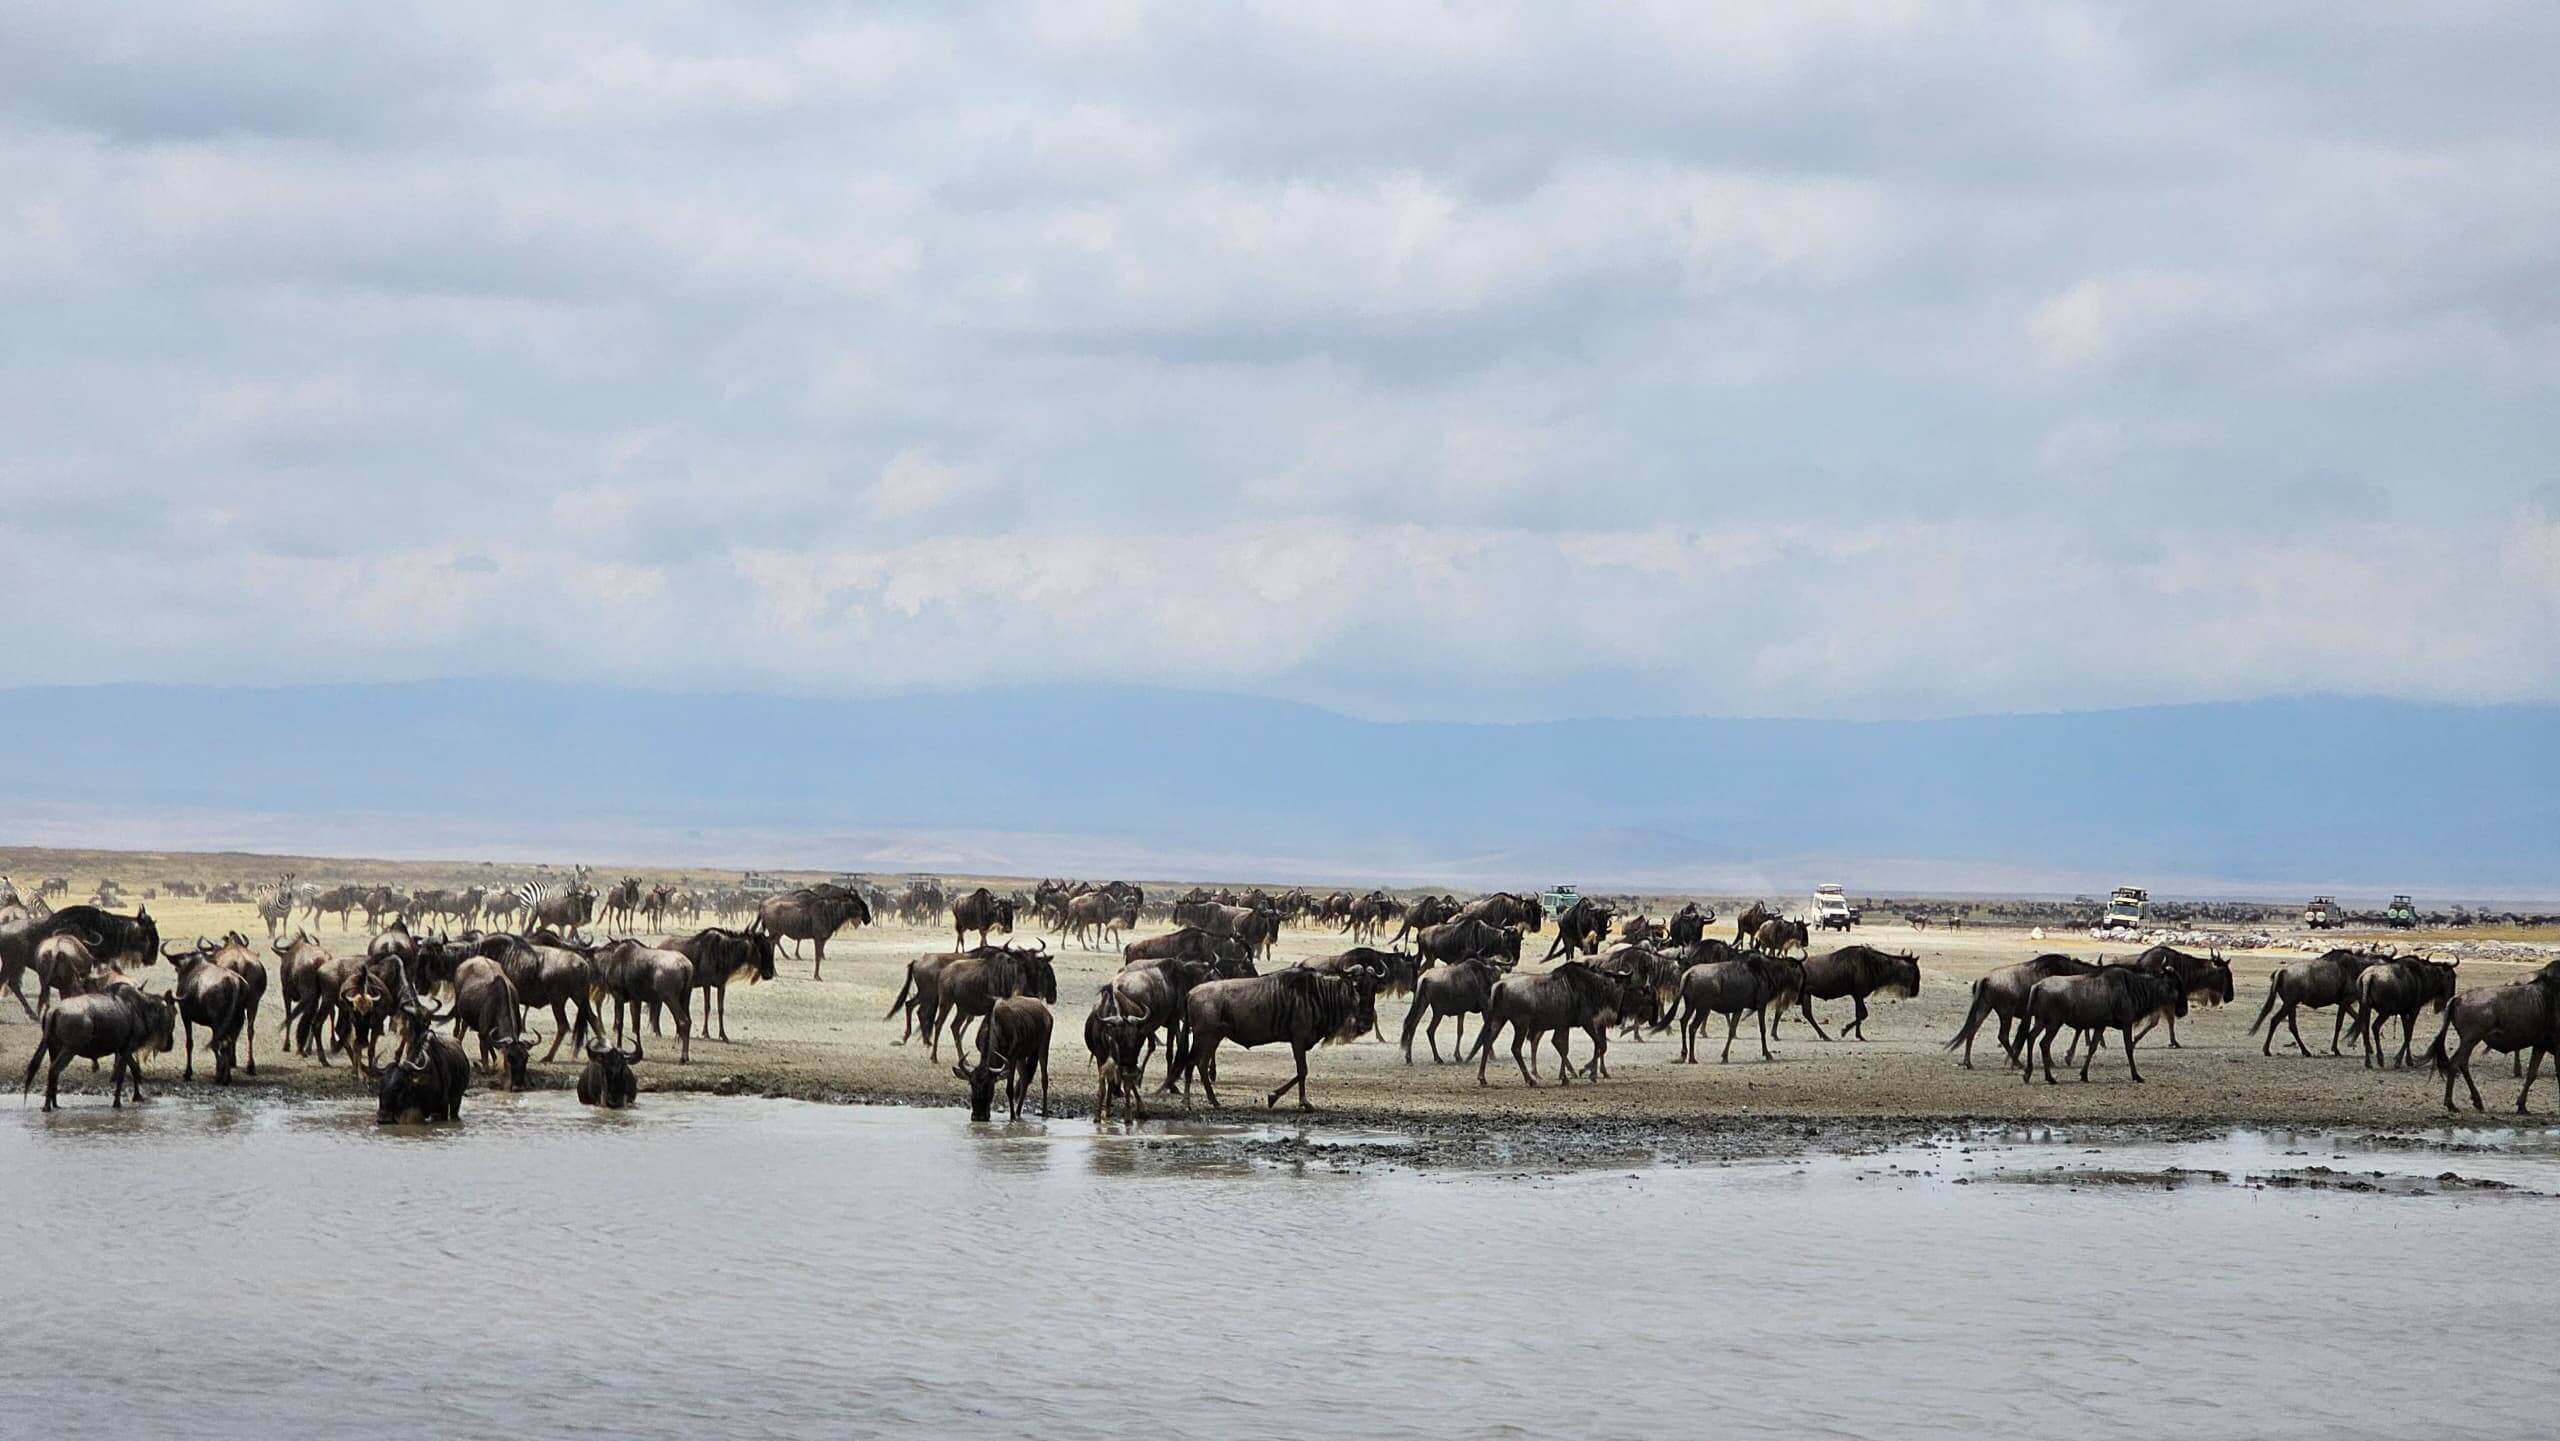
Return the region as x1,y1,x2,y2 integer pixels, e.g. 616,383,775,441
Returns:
962,995,1053,1121
1172,966,1372,1111
481,932,600,1061
1675,952,1803,1063
951,887,1019,949
448,956,537,1089
1473,960,1635,1086
377,1019,470,1123
163,940,254,1084
2127,944,2235,1047
577,1039,640,1109
2250,949,2386,1057
757,884,873,980
932,944,1058,1062
1108,955,1216,1093
1732,902,1775,945
1543,897,1616,961
1400,955,1511,1063
590,939,696,1063
1784,946,1921,1041
18,982,179,1111
1751,917,1810,956
1415,918,1524,968
661,926,777,1042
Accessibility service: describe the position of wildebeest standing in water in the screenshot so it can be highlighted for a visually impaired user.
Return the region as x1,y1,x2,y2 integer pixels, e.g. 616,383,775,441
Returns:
932,943,1057,1062
1172,964,1373,1111
1473,960,1634,1086
2250,949,2385,1057
2355,955,2459,1069
378,1024,471,1123
757,883,873,980
1084,988,1152,1122
2018,966,2186,1085
448,956,537,1090
162,938,256,1084
577,1039,640,1109
961,995,1053,1122
2424,969,2560,1112
18,982,179,1110
1781,945,1921,1041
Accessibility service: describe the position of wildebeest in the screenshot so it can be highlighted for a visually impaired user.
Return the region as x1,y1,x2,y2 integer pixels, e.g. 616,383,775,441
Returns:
272,932,338,1055
932,943,1058,1062
591,938,695,1063
163,938,256,1083
661,925,777,1042
1,903,163,1017
1665,903,1712,946
1084,988,1153,1122
4,928,110,1016
1751,917,1809,956
18,982,179,1110
1386,895,1460,947
758,884,873,980
377,1011,470,1123
2250,949,2386,1057
1674,952,1803,1063
1543,897,1616,961
2424,970,2560,1112
952,887,1018,949
483,932,600,1061
1172,966,1371,1111
1108,954,1216,1092
2126,944,2235,1046
448,956,536,1089
1062,890,1137,950
1415,918,1523,969
2018,966,2187,1084
1944,954,2103,1069
1473,960,1636,1085
1400,955,1511,1063
1453,892,1544,934
577,1038,640,1109
1783,946,1921,1041
2356,956,2460,1069
1345,892,1403,944
962,995,1053,1122
1732,901,1775,945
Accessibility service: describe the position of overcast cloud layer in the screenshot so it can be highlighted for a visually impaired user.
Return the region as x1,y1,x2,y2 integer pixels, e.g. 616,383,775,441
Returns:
5,3,2555,720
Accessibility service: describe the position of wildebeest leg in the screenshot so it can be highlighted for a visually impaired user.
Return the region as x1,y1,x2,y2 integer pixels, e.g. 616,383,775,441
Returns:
1512,1028,1539,1087
2282,1003,2312,1057
1196,1038,1222,1108
1848,993,1869,1041
2038,1022,2060,1085
675,997,691,1063
715,982,731,1043
1720,1012,1741,1063
2329,1003,2349,1057
810,937,826,982
1796,992,1834,1042
1551,1029,1572,1086
2396,1015,2418,1069
2163,1009,2180,1048
2519,1048,2547,1115
2121,1028,2145,1082
1756,1004,1774,1062
183,1018,196,1080
2452,1037,2485,1111
1268,1044,1310,1110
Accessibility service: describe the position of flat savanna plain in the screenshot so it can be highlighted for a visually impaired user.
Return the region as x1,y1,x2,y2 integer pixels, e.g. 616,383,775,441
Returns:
7,885,2552,1135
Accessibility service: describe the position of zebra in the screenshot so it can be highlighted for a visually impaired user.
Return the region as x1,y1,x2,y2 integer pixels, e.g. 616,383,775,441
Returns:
516,866,597,938
256,873,299,940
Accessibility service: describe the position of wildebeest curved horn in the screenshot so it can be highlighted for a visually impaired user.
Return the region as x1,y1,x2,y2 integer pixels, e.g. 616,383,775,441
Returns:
161,941,192,960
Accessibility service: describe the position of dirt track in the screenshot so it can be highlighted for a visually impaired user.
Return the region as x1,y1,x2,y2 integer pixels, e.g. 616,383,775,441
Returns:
9,892,2553,1134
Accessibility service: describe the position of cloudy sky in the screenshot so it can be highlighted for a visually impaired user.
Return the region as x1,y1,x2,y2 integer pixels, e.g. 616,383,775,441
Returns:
5,2,2555,721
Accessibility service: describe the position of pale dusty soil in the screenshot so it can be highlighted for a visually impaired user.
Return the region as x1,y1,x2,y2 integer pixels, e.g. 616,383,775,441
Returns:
10,895,2555,1144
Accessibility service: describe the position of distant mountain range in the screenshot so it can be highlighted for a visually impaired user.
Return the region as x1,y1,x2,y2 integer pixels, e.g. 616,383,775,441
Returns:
0,684,2549,900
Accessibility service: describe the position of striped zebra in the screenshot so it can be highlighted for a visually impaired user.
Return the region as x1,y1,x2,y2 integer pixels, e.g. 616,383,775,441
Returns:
256,873,299,940
515,866,597,938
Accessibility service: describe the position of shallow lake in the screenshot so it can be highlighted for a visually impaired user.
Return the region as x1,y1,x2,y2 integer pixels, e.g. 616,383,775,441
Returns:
7,1093,2554,1439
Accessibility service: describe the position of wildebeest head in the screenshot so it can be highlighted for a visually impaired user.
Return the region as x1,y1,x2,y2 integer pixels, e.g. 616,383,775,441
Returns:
498,1024,539,1091
965,1044,1009,1120
579,1038,639,1108
1881,951,1922,999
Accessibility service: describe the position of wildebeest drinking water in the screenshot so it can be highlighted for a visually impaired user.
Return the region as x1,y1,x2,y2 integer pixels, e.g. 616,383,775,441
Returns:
960,995,1053,1122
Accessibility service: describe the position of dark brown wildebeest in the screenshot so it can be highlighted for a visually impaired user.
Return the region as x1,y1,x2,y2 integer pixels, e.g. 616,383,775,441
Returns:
2126,944,2235,1047
578,1038,639,1108
1783,945,1921,1041
1618,916,1664,948
1416,918,1523,969
3,903,163,1017
1600,945,1686,1038
377,1002,470,1124
1387,895,1461,947
1121,927,1222,965
1732,901,1775,945
483,932,599,1061
884,950,964,1046
18,981,179,1110
758,884,873,980
2018,966,2187,1084
162,938,255,1083
1665,903,1712,946
2250,948,2386,1057
661,925,777,1042
1944,954,2103,1069
961,995,1053,1121
1454,892,1544,934
2356,956,2460,1069
1674,952,1803,1063
329,964,393,1074
600,876,644,934
952,887,1018,949
448,956,536,1089
1473,960,1635,1085
1173,965,1372,1111
2424,970,2560,1112
1346,892,1403,944
1063,890,1136,950
1109,954,1216,1090
1084,988,1154,1122
590,938,695,1063
1400,955,1512,1063
271,932,336,1054
8,930,109,1015
1751,917,1809,956
934,944,1058,1062
1543,897,1616,961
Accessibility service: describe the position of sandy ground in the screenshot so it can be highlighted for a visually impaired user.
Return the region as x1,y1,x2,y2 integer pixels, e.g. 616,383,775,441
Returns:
9,891,2555,1143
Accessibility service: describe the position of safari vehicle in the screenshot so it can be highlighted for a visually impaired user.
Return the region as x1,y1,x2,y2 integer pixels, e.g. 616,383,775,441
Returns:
2387,895,2420,930
1813,883,1857,931
1540,885,1580,919
2303,895,2343,930
2099,885,2148,931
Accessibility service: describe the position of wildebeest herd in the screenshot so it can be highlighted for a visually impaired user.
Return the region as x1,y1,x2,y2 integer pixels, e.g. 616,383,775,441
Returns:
6,872,2557,1125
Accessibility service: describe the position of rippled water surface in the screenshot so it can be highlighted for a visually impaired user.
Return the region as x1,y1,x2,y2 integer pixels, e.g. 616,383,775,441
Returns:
8,1094,2557,1440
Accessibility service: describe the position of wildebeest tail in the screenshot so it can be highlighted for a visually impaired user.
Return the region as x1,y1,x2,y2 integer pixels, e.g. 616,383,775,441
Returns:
18,1025,48,1097
2247,981,2281,1034
1943,978,1992,1052
2423,1014,2455,1074
882,965,917,1021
